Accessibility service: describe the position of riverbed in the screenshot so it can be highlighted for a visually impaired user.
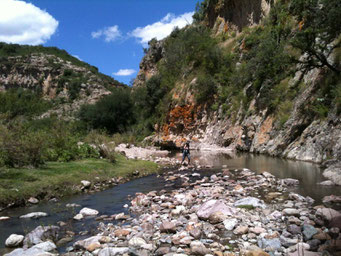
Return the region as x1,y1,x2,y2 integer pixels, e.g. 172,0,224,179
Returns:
0,151,339,254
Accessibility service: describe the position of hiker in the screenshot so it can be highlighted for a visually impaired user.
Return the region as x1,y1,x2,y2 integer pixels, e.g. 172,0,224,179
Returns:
181,141,191,165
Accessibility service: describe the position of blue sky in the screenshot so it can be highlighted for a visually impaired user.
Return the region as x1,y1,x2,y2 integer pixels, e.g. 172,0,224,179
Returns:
0,0,199,84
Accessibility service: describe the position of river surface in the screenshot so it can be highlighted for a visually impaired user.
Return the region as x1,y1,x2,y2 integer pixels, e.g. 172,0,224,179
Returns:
0,152,340,254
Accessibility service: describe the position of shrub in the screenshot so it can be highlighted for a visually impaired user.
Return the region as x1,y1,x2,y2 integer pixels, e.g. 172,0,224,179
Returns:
79,88,134,134
193,75,217,104
0,89,52,119
0,124,47,168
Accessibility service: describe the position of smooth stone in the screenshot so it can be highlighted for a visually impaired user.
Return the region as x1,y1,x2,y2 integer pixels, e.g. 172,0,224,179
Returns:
73,214,83,220
281,178,299,186
318,180,335,186
81,180,91,188
282,208,299,216
20,212,48,219
28,197,39,204
79,207,99,216
249,227,266,235
5,234,24,247
66,203,81,208
0,216,10,221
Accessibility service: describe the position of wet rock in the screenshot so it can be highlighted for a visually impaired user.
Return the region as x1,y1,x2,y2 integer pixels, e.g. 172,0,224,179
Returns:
28,197,39,204
223,218,238,231
5,234,24,247
0,216,10,221
322,195,341,206
20,212,48,219
281,178,299,186
160,221,177,233
79,207,99,216
318,180,335,186
234,197,266,209
73,214,83,221
23,225,59,248
313,232,331,241
66,203,81,208
197,200,236,220
302,225,318,241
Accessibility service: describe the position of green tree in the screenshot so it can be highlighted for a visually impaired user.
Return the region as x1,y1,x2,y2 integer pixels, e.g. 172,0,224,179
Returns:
289,0,341,72
79,88,134,134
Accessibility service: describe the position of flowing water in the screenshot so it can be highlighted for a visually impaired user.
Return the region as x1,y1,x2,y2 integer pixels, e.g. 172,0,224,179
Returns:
0,152,340,254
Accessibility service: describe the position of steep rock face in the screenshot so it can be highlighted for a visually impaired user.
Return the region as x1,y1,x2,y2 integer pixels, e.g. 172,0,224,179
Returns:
205,0,272,33
133,40,164,87
0,53,121,117
153,67,341,166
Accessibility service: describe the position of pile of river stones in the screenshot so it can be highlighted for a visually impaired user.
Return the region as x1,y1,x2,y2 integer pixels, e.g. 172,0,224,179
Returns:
4,168,341,256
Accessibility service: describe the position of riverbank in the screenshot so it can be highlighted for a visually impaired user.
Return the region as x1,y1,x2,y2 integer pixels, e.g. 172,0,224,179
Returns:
0,153,159,210
5,166,340,256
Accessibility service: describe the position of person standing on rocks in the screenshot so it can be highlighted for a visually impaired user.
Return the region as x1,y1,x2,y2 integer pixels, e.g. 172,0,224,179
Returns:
181,141,191,165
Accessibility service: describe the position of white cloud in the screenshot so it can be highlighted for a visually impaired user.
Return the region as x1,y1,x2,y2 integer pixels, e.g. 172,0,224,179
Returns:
0,0,58,45
113,69,136,76
130,12,194,46
91,25,121,42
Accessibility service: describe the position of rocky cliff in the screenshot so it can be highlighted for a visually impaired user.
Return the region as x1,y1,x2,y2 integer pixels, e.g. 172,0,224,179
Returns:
0,43,124,118
134,0,341,181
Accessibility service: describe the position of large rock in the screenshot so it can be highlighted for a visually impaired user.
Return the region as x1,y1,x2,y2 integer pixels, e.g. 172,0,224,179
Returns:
281,178,299,186
196,200,236,220
234,197,266,209
20,212,48,219
23,225,59,248
79,207,99,216
5,234,24,247
4,241,57,256
316,207,341,221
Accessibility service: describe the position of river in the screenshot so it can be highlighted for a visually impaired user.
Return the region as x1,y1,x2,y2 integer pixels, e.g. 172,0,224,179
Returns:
0,151,340,254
